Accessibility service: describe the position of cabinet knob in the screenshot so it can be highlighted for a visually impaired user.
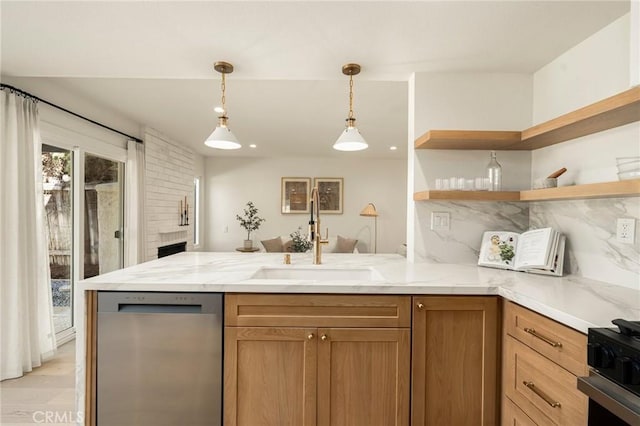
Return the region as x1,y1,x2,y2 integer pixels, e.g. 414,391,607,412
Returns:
321,334,328,341
307,333,314,340
416,302,424,310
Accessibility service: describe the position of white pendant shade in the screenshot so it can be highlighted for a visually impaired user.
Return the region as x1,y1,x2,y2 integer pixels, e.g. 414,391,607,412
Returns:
204,125,241,150
333,127,368,151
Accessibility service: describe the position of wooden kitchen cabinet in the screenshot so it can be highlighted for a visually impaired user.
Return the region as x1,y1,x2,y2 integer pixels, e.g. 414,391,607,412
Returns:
502,301,588,426
411,296,499,426
224,327,317,426
317,328,410,426
224,294,411,426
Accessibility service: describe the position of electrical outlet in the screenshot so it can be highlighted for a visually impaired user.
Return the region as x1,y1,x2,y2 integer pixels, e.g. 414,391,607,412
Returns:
431,212,450,231
616,218,635,244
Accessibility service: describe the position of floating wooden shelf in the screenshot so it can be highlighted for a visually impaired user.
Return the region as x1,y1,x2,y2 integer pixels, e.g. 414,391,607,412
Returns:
520,87,640,150
413,190,521,201
414,130,523,150
520,179,640,201
414,179,640,202
414,87,640,151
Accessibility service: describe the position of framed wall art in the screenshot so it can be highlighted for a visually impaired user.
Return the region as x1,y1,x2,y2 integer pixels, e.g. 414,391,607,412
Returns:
313,177,343,214
281,177,311,214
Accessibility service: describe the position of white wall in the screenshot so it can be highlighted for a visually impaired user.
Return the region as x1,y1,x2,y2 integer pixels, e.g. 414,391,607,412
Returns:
205,156,407,254
531,12,640,289
532,13,631,123
144,128,204,260
409,72,533,263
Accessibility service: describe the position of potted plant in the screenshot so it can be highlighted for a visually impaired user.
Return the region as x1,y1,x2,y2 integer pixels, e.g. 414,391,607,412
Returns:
289,227,313,253
236,201,265,249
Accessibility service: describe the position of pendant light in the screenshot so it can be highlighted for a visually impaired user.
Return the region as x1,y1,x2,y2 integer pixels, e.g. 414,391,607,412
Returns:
333,63,368,151
204,61,241,150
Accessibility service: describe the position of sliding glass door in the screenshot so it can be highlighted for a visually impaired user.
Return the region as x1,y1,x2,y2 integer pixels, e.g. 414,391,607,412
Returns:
41,144,125,340
84,154,124,279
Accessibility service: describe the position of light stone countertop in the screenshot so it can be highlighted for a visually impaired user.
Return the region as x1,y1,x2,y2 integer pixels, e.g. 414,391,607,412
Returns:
80,251,640,333
73,252,640,422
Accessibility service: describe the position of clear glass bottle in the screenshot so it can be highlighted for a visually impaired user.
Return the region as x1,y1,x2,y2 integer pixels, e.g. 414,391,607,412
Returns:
486,151,502,191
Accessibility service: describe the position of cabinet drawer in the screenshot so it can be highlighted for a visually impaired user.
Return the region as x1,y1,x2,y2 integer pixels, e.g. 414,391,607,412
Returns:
225,294,411,327
502,396,551,426
504,302,587,376
504,336,587,426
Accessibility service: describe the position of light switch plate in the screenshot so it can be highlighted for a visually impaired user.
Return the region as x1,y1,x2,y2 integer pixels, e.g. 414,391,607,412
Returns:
616,218,635,244
431,212,450,231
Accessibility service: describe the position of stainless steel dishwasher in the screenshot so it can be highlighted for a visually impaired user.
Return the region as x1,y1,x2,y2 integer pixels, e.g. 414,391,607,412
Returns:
97,292,222,426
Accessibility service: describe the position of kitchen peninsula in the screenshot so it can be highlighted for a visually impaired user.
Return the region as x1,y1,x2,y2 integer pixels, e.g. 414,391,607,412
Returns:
76,252,639,425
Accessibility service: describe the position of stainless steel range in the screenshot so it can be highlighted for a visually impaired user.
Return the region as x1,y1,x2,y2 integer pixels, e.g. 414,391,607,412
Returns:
578,319,640,426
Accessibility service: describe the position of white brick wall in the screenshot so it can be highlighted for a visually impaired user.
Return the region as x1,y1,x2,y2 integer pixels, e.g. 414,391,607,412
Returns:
144,128,199,261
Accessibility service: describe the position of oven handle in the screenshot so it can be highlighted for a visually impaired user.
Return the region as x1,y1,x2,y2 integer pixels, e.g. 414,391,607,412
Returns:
524,327,563,348
577,372,640,425
523,381,561,408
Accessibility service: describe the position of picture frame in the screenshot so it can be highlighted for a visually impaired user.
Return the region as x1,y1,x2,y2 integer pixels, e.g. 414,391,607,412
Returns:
281,177,311,214
313,177,343,214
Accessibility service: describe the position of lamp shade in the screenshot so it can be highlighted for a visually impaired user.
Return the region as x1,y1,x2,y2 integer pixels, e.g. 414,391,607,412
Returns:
333,127,368,151
204,125,241,150
360,203,378,217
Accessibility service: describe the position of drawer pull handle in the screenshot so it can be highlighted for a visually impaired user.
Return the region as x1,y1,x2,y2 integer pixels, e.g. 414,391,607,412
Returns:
320,334,328,341
524,327,562,348
416,302,424,310
522,381,561,408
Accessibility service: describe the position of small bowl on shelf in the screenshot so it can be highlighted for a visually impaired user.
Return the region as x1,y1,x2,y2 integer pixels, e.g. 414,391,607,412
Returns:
618,170,640,181
533,177,557,189
616,157,640,180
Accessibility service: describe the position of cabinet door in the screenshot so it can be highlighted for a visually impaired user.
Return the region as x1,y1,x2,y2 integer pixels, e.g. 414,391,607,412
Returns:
412,296,499,426
317,328,410,426
224,327,317,426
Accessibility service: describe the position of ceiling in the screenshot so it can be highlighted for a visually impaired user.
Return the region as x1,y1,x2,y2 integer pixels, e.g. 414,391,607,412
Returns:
0,1,629,158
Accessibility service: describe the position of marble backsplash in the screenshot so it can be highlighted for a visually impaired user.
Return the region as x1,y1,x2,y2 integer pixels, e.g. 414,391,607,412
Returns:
530,198,640,290
414,201,529,264
415,197,640,290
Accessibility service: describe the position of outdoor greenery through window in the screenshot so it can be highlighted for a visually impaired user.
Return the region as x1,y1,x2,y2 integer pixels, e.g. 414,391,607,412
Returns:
42,145,73,334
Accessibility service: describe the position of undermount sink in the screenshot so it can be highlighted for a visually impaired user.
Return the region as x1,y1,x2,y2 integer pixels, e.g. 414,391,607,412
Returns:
249,267,384,282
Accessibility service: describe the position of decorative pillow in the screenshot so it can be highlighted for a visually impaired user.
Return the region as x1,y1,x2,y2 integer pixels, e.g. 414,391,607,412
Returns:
283,239,293,253
261,236,284,253
333,235,358,253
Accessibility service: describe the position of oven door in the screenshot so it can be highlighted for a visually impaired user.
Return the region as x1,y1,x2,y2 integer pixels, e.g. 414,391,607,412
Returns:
577,370,640,426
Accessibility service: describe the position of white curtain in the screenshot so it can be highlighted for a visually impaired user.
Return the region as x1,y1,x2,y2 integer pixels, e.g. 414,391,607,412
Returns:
0,89,57,380
125,139,146,266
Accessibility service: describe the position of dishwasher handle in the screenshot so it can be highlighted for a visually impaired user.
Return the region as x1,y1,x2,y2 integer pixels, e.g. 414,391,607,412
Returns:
98,292,222,314
118,304,201,314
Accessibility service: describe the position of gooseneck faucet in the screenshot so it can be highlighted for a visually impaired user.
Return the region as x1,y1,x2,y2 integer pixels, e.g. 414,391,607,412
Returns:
309,187,329,264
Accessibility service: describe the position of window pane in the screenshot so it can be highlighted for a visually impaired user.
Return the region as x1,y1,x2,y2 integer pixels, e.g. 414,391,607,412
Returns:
42,144,73,334
194,177,200,246
84,154,124,278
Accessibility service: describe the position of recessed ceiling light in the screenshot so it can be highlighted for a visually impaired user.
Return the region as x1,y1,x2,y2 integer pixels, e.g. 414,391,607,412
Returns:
249,144,257,148
390,146,398,150
214,106,225,114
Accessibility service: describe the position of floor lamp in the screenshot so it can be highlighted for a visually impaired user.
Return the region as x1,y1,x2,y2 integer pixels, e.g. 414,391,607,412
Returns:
360,203,378,253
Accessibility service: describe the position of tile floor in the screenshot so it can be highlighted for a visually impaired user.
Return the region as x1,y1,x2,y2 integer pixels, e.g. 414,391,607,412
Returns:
1,341,76,425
